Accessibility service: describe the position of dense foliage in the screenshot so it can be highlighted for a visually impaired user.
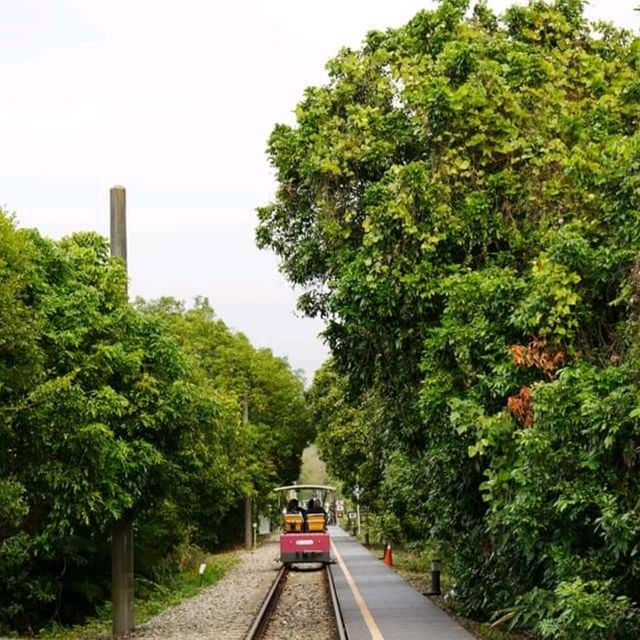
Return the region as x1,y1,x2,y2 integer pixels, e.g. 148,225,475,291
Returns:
0,214,310,634
258,1,640,637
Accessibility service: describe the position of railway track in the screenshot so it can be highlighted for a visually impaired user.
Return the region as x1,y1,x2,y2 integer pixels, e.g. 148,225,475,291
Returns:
245,563,347,640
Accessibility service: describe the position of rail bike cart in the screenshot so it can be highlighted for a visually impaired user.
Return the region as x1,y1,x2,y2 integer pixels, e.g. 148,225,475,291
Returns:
273,484,336,565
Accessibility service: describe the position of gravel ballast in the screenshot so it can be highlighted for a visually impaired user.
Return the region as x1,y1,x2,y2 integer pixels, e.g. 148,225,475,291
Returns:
262,565,336,640
132,540,281,640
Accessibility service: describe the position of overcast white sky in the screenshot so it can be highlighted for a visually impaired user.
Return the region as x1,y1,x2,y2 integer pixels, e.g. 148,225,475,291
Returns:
1,1,637,381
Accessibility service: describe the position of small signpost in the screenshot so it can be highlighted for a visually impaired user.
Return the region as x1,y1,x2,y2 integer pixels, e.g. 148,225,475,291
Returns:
353,484,362,536
348,511,358,536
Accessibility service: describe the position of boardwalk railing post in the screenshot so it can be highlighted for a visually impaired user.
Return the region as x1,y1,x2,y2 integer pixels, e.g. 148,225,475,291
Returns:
110,186,134,637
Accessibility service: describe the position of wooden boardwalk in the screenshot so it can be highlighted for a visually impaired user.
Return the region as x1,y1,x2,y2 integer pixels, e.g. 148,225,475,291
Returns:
329,527,473,640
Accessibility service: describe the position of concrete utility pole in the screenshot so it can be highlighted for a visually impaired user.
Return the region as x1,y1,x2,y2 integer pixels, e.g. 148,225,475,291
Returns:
110,186,127,273
243,395,253,550
110,186,134,638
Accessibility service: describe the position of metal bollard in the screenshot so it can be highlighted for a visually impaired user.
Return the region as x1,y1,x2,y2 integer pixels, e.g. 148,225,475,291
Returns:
424,558,442,596
431,558,441,595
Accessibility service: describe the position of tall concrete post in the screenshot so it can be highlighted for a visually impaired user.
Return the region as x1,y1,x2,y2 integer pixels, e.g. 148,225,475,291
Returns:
244,496,253,550
110,186,134,637
243,395,253,550
110,186,127,273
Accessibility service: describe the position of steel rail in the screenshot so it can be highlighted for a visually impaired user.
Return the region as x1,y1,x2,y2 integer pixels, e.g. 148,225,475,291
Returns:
244,565,288,640
245,562,347,640
326,563,349,640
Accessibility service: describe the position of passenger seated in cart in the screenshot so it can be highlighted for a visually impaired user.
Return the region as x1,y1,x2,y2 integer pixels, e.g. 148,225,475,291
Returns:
286,498,303,514
305,498,327,532
285,498,307,531
306,498,326,515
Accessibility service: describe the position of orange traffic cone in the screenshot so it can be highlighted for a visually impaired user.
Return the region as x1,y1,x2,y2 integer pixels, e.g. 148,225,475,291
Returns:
384,543,393,566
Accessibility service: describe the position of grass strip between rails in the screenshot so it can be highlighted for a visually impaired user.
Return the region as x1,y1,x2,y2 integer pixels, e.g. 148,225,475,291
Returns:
32,550,239,640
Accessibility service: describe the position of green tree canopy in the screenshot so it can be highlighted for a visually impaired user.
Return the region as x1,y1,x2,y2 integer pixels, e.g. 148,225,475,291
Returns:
135,297,313,493
0,213,310,634
259,1,640,636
